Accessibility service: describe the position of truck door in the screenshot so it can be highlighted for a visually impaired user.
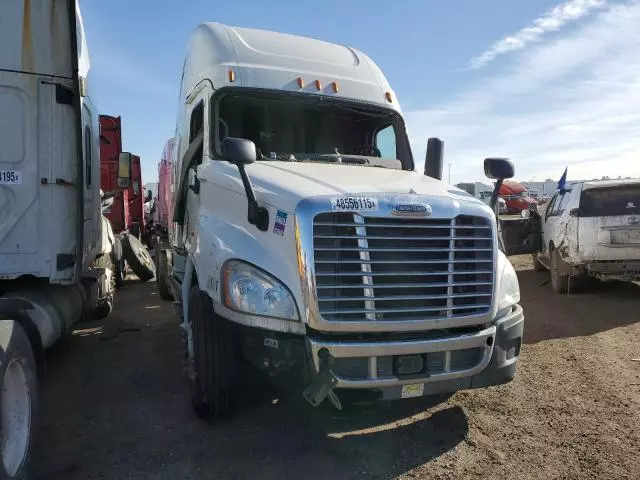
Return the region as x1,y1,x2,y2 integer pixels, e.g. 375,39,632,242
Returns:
81,99,100,266
541,190,572,256
175,82,211,251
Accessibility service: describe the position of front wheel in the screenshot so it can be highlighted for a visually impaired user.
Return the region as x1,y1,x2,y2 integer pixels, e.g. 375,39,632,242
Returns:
112,237,125,289
187,285,237,421
0,320,37,480
156,249,173,301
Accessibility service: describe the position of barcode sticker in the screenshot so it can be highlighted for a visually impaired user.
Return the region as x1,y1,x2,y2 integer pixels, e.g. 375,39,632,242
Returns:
0,171,21,185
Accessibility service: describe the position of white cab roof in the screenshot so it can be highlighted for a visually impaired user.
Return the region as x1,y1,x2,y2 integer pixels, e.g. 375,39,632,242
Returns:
181,23,400,112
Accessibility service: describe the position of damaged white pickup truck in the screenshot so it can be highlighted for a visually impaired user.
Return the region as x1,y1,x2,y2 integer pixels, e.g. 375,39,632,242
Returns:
506,179,640,293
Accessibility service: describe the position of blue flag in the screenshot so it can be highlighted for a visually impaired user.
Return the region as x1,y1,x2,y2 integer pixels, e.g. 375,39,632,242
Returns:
557,167,568,192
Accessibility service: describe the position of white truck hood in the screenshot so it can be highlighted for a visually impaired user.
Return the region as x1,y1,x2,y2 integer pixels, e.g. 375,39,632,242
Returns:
212,161,485,213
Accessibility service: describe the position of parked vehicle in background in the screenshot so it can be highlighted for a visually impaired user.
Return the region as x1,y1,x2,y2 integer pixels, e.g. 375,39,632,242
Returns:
161,22,525,421
99,115,131,233
499,180,538,214
154,138,176,300
128,154,152,241
528,179,640,293
0,1,116,476
478,191,508,214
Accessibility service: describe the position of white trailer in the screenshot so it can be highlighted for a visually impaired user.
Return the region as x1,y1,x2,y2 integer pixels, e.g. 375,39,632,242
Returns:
158,23,526,420
0,1,117,477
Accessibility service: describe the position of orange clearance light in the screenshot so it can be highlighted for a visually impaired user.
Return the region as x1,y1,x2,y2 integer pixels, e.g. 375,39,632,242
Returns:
297,77,304,88
314,79,322,91
385,91,393,103
331,81,339,93
228,69,236,82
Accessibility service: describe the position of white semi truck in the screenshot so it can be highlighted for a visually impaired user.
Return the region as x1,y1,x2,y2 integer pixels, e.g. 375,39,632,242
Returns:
0,1,119,477
157,23,527,420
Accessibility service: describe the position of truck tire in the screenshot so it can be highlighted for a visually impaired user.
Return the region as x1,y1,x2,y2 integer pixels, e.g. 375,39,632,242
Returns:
187,285,236,421
0,320,37,480
112,236,126,289
122,234,155,282
93,254,115,319
156,249,173,301
550,249,570,294
532,253,546,272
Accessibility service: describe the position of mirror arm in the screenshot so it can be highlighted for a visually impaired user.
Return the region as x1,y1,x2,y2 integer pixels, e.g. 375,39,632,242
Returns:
236,163,269,231
490,179,503,211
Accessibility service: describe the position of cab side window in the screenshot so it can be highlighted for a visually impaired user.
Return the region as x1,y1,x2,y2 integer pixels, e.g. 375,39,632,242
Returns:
556,190,573,215
545,194,559,218
189,101,205,166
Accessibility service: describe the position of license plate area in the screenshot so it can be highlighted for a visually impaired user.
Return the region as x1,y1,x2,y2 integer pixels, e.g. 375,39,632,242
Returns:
610,229,640,244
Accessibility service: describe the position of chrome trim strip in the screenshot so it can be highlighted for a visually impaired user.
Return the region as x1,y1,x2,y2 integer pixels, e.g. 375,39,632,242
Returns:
354,214,376,321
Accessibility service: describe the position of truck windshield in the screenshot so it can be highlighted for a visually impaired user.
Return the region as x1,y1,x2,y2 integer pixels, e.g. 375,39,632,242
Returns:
213,91,412,170
579,185,640,216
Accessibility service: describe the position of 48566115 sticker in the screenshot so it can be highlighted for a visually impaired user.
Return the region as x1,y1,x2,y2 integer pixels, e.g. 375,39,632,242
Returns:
330,197,379,211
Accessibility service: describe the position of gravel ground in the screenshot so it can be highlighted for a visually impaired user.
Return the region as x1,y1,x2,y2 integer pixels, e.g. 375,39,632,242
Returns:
32,256,640,479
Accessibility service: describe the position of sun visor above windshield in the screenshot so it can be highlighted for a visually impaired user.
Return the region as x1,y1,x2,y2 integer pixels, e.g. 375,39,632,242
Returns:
185,23,400,111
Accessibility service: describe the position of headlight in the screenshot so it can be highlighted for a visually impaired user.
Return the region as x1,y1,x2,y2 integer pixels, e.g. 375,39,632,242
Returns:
496,251,520,313
222,260,299,321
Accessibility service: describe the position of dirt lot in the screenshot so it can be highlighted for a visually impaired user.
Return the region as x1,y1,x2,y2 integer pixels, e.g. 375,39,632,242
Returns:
32,256,640,480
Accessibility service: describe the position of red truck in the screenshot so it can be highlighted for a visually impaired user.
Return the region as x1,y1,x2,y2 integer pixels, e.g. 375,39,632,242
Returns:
499,180,538,214
99,115,131,233
99,116,151,238
127,154,150,240
99,115,155,285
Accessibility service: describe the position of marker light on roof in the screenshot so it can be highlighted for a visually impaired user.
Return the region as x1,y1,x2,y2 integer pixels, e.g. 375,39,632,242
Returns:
228,69,236,82
385,91,393,103
331,81,339,93
314,80,322,91
297,77,304,88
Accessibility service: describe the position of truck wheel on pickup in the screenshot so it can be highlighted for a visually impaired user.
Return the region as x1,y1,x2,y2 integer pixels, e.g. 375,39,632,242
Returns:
122,234,156,282
112,236,126,289
187,285,236,421
550,249,570,294
155,249,173,301
532,253,546,272
0,320,37,480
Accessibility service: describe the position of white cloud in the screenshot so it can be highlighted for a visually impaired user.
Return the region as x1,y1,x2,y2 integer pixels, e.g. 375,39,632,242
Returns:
407,1,640,185
469,0,607,69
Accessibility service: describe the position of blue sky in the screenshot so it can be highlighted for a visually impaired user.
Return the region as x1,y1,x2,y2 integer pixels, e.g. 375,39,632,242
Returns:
81,0,640,185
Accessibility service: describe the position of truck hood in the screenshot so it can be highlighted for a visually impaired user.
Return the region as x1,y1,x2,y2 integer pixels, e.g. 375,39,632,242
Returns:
212,161,487,212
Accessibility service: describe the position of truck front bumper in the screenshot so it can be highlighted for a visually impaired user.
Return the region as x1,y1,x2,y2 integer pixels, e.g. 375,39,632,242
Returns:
307,304,523,400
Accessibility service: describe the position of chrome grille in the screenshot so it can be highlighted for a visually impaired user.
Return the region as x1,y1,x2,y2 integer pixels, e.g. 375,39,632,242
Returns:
313,213,494,322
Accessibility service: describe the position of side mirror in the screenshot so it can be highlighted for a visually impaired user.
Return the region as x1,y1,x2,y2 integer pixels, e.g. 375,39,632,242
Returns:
569,208,580,217
145,189,153,203
118,152,132,188
484,157,514,180
424,137,444,180
484,157,514,212
221,137,268,231
222,137,256,165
